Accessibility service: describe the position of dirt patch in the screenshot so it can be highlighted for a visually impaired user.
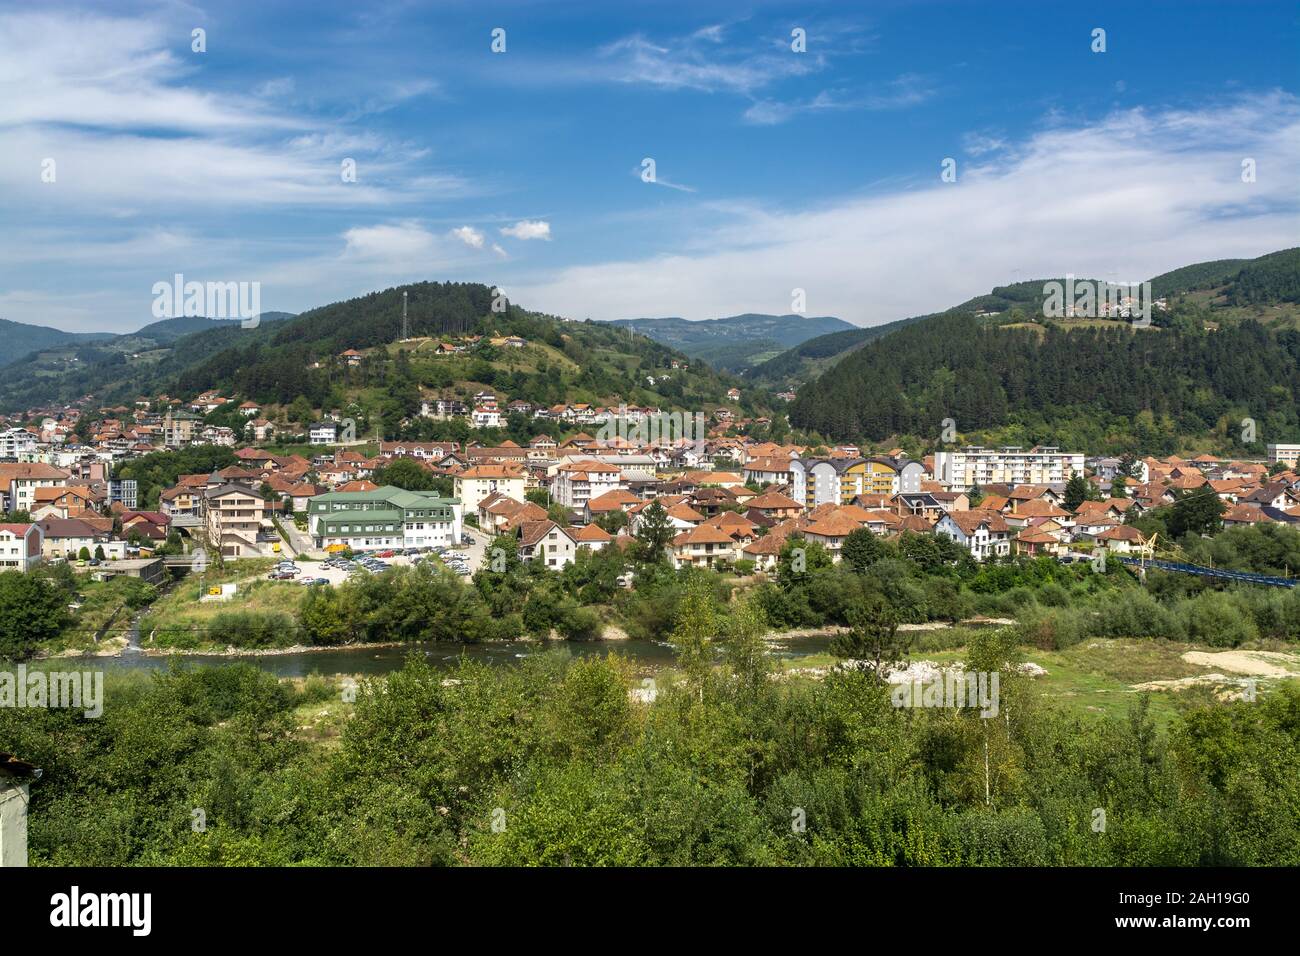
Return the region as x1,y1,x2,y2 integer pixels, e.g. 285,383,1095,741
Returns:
1181,649,1300,678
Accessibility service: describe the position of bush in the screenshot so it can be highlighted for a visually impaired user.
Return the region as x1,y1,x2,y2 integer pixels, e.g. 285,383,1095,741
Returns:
1016,606,1088,650
209,610,299,649
1180,591,1258,647
1091,589,1181,640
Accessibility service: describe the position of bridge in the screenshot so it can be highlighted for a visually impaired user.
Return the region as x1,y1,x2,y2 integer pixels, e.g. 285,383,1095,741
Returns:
1113,555,1297,589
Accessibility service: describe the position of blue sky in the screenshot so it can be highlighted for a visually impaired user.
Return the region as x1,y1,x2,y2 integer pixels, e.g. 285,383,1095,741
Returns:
1,0,1297,332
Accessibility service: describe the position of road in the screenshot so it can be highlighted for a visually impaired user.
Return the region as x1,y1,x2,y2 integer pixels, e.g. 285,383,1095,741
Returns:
273,515,316,559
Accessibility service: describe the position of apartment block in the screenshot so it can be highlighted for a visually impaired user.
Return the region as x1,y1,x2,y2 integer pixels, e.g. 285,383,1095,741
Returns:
933,446,1084,492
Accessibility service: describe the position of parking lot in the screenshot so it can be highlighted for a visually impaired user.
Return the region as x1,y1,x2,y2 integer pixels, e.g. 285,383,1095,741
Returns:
263,534,487,588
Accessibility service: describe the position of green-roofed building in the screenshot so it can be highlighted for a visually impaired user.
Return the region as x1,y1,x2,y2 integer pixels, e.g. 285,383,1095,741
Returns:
307,485,463,551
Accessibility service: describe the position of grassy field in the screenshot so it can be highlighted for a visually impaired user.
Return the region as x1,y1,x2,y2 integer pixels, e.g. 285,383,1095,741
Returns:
779,637,1300,730
138,559,302,650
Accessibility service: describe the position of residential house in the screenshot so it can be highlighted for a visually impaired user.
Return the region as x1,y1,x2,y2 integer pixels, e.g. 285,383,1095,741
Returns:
669,524,738,569
0,463,69,514
519,520,578,569
935,509,1012,561
0,524,43,572
551,460,623,510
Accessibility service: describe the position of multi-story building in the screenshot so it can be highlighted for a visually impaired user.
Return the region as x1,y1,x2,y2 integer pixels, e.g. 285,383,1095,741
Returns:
307,486,463,551
204,484,267,558
0,427,38,459
668,524,739,569
36,517,108,559
309,422,338,445
551,460,624,510
470,406,502,429
933,446,1084,492
108,478,138,510
518,520,578,569
454,464,527,513
0,523,43,572
0,462,68,514
162,409,201,448
1266,444,1300,469
935,509,1012,561
160,483,204,519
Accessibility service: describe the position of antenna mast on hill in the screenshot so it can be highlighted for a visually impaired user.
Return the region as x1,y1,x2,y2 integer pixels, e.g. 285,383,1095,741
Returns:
402,290,409,341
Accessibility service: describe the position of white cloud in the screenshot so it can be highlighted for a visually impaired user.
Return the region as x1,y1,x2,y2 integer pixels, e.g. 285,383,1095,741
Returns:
501,220,552,241
509,95,1300,327
492,243,508,258
451,226,486,249
0,10,473,214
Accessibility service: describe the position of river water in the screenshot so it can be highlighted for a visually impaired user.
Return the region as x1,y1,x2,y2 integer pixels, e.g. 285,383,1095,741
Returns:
92,634,840,679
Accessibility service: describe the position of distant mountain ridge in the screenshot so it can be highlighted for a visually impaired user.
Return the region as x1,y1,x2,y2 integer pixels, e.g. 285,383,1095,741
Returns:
0,312,296,410
0,319,115,366
606,313,854,372
0,312,296,367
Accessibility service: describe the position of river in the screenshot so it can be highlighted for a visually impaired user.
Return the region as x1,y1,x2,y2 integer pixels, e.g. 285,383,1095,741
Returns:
88,633,841,679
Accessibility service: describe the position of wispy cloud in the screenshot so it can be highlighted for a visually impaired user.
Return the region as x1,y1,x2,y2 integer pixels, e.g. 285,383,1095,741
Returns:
744,74,936,125
510,94,1300,325
597,27,822,97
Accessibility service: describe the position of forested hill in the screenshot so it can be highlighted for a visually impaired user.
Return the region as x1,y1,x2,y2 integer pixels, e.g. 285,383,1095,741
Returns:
164,281,764,425
0,318,113,366
750,248,1300,391
788,313,1300,455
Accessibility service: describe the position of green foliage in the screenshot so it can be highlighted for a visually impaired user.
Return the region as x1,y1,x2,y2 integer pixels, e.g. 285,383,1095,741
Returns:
115,445,238,510
0,571,70,660
371,457,439,492
632,500,674,562
8,649,1300,867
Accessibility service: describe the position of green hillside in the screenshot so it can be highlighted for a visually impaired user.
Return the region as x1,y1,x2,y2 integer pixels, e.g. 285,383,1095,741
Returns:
0,318,114,367
787,249,1300,455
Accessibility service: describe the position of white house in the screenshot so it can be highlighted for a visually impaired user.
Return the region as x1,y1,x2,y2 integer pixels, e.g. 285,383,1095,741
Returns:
0,523,44,572
551,460,624,510
935,510,1011,561
309,422,338,445
519,520,578,569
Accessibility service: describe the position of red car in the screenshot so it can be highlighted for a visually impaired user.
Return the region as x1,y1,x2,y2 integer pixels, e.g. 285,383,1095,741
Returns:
376,549,396,558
